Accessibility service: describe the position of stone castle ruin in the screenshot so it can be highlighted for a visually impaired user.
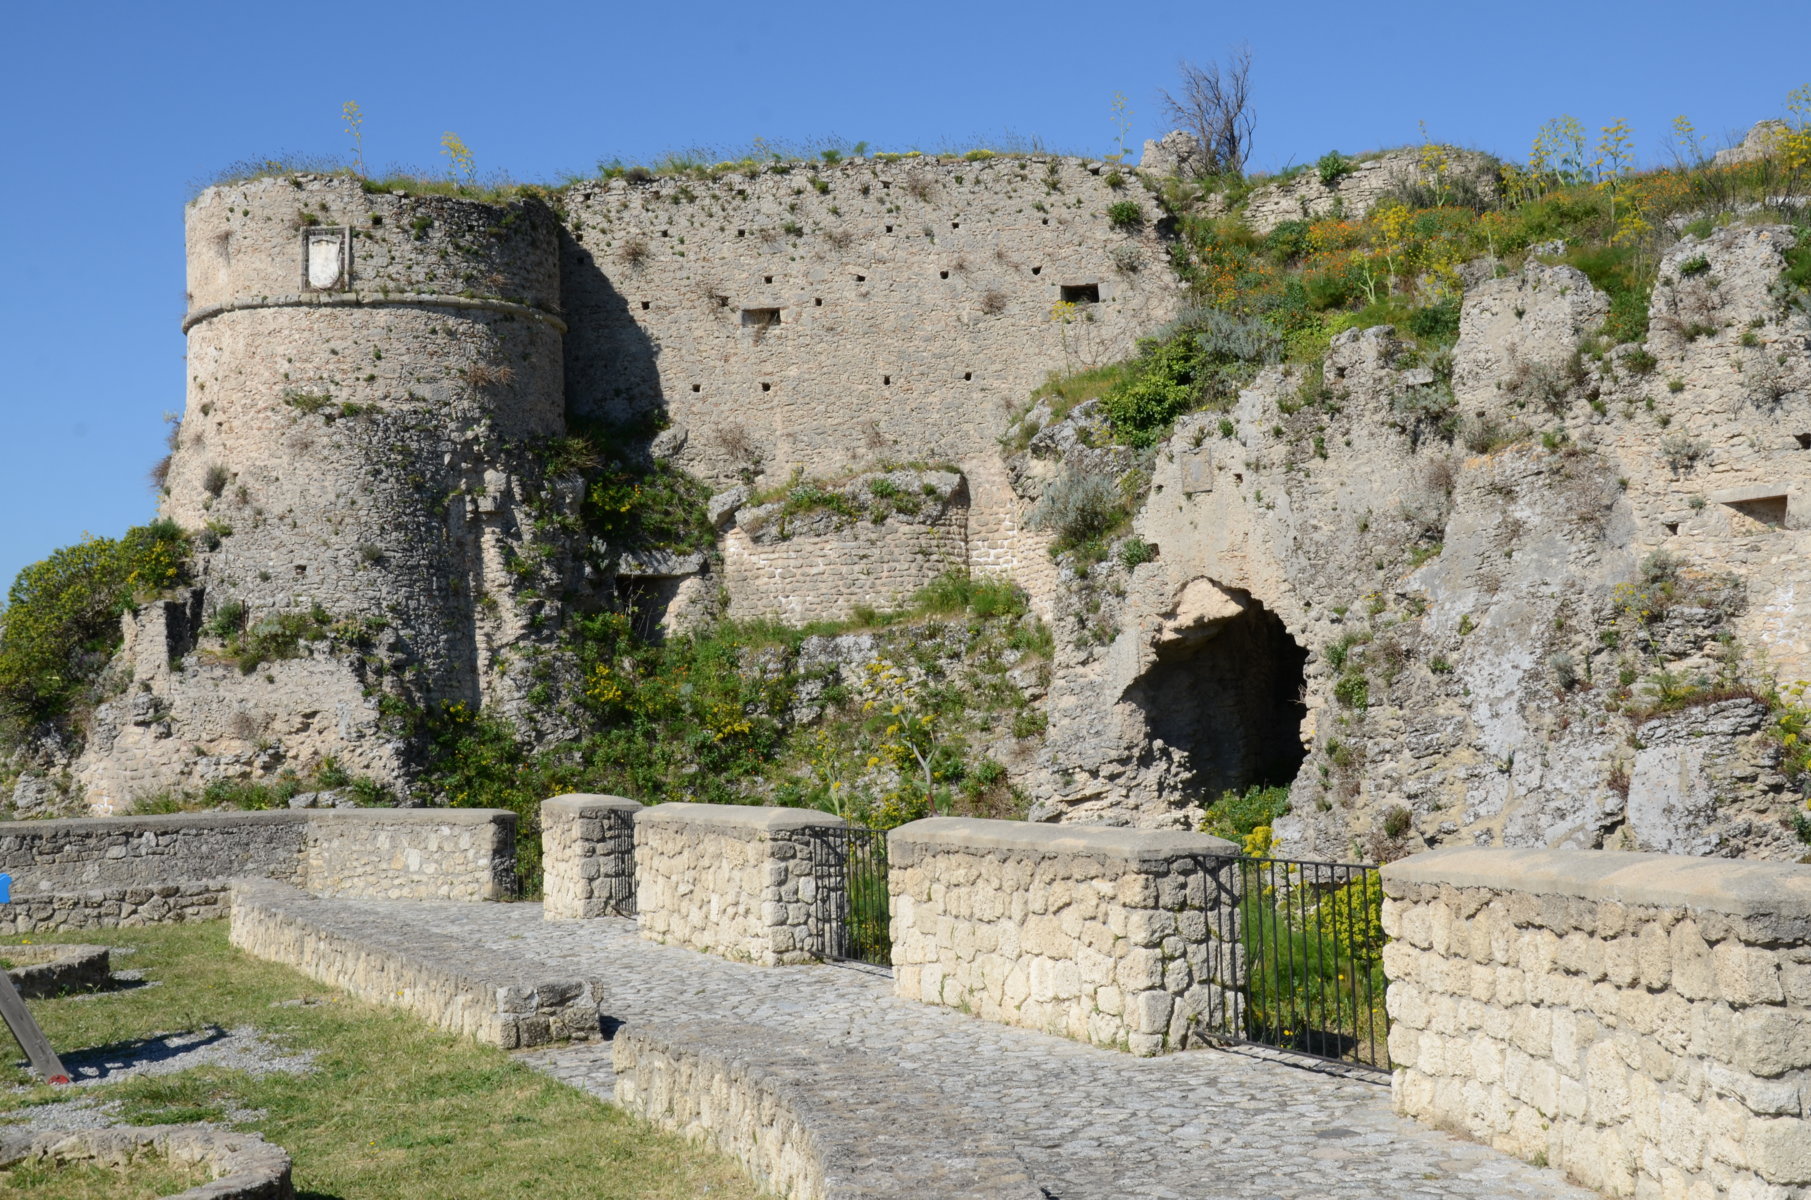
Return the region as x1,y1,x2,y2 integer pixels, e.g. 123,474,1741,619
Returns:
62,133,1811,868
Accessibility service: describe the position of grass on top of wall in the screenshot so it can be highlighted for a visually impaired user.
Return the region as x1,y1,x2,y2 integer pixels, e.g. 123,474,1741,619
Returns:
0,923,770,1200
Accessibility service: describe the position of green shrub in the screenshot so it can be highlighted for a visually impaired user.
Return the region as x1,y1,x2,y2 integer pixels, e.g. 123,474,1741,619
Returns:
1333,669,1369,710
1783,234,1811,293
1315,150,1354,189
1106,200,1143,230
910,571,1027,619
1405,300,1460,342
1199,784,1291,841
0,521,190,733
1029,469,1123,552
1118,537,1156,569
1100,312,1280,447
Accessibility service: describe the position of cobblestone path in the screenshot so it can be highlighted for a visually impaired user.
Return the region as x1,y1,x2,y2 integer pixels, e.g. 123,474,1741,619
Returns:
322,899,1597,1200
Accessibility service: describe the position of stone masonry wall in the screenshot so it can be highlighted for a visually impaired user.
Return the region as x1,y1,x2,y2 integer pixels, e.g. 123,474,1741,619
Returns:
541,793,640,919
300,808,516,900
0,808,516,932
722,469,970,623
75,175,574,809
1382,846,1811,1199
634,803,846,966
888,817,1242,1056
561,157,1180,484
229,879,597,1048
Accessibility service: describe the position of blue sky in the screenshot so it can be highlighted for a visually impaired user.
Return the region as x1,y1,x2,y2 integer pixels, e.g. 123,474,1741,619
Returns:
2,0,1805,595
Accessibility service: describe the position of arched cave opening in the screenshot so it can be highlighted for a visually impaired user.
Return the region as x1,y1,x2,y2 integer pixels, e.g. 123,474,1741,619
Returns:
1130,593,1309,801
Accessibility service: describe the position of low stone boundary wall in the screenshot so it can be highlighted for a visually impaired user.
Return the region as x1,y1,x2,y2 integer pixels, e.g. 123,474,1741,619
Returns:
0,1123,293,1199
635,804,846,966
228,880,598,1048
0,808,516,932
541,794,640,919
888,818,1242,1056
1382,846,1811,1198
300,809,516,901
612,1020,1040,1200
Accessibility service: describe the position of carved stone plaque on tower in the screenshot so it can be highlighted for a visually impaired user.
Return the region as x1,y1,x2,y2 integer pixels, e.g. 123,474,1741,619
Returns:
1179,446,1213,495
303,227,350,291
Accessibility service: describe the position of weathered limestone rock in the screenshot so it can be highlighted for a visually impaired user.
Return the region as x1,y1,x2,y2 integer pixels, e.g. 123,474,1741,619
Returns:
0,1124,293,1200
1384,846,1811,1198
889,817,1241,1055
1139,130,1208,178
1028,226,1811,858
1240,147,1501,234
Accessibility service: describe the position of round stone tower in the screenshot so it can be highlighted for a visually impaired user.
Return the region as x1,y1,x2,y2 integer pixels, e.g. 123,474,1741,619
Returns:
172,173,567,712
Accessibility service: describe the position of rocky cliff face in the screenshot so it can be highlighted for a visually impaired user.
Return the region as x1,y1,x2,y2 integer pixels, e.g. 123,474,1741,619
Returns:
1020,224,1811,861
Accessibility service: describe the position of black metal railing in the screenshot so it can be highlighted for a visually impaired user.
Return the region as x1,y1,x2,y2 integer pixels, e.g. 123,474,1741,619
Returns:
1207,855,1390,1073
813,824,891,966
602,804,637,916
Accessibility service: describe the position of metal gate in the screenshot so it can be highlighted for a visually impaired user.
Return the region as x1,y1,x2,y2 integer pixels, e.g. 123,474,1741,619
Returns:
1208,855,1390,1073
812,825,891,966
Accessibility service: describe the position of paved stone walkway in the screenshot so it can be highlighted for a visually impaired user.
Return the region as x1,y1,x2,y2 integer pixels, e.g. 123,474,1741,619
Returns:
308,899,1598,1200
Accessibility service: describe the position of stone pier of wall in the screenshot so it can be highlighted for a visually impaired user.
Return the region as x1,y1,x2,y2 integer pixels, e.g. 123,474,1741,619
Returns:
541,793,640,919
634,804,846,966
1383,846,1811,1199
888,817,1242,1056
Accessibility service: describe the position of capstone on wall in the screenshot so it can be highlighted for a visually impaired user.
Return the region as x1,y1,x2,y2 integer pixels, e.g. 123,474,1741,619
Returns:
889,817,1242,1055
1383,846,1811,1199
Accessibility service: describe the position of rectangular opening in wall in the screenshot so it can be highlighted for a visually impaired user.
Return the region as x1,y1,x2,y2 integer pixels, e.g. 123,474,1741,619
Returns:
1728,496,1789,528
763,275,774,284
855,274,866,282
640,301,651,310
1061,283,1100,304
939,270,949,279
1796,433,1811,449
741,307,782,329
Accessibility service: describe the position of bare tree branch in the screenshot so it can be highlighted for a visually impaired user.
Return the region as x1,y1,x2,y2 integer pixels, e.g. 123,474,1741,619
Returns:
1159,46,1255,177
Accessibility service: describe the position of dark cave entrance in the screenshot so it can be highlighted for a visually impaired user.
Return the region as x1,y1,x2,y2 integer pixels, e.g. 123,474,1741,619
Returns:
1130,594,1309,800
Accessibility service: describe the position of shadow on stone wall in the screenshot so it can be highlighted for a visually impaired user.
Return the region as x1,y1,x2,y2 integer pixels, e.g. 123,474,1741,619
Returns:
559,228,665,429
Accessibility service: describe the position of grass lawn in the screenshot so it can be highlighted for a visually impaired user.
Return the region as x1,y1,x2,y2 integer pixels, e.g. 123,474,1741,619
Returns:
0,922,768,1200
